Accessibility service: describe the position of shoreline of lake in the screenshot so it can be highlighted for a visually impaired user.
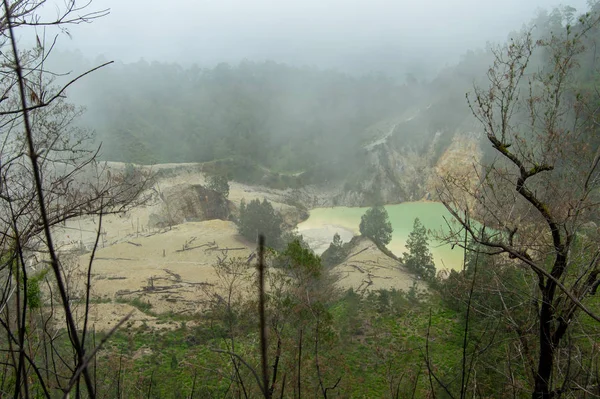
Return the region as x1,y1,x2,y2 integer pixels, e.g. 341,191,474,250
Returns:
297,201,464,271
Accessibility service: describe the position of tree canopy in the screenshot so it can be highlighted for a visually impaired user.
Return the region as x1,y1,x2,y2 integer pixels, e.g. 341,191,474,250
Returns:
207,175,230,198
359,206,393,246
437,9,600,397
321,233,351,267
50,57,411,186
278,238,322,279
237,198,283,248
402,218,435,281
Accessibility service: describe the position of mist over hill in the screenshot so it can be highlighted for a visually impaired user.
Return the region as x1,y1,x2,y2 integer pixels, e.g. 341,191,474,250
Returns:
38,3,589,203
3,1,600,397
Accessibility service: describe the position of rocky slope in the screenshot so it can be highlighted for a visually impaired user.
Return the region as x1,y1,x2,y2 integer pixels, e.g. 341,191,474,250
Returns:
330,236,425,295
282,105,483,208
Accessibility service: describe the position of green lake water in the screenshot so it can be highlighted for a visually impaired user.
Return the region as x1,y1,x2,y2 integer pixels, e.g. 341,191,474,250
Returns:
297,202,464,271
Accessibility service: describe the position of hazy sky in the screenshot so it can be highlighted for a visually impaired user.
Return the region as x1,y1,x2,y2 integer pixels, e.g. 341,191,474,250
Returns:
44,0,590,76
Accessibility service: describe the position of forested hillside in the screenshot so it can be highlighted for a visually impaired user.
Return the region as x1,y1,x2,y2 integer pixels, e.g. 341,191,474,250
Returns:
45,4,597,194
44,39,506,194
52,56,420,179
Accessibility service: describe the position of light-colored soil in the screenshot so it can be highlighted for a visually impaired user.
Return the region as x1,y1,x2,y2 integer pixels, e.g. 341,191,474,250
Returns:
296,223,355,254
332,237,425,295
428,132,482,206
45,163,420,332
70,220,254,313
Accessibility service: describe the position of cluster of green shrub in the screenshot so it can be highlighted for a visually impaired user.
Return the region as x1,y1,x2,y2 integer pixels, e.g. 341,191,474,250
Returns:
86,227,600,398
357,205,436,281
89,238,461,398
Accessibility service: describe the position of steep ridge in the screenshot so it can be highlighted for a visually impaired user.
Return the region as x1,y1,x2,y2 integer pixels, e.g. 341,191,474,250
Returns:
294,101,484,207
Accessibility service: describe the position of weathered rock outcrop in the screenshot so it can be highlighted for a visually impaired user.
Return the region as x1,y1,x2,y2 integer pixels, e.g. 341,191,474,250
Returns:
321,108,482,207
148,184,231,228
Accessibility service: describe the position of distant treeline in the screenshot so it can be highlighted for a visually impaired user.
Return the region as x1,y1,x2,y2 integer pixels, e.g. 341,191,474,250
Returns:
48,4,593,187
54,57,422,179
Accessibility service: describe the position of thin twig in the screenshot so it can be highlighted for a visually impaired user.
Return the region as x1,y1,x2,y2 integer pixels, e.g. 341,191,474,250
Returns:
2,1,96,396
210,348,264,395
0,61,114,116
62,311,134,397
82,204,103,348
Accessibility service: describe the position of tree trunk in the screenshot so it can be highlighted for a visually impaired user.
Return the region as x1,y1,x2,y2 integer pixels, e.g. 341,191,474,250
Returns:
532,290,555,399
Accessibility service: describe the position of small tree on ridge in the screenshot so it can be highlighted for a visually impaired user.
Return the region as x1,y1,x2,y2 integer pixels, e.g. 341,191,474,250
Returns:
207,174,230,198
359,205,393,246
402,218,436,280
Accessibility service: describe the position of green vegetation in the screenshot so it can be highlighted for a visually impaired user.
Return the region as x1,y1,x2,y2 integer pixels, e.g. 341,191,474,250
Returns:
321,233,351,267
359,205,393,246
276,238,322,278
58,59,410,187
435,6,600,397
116,297,154,315
402,218,436,281
25,270,48,310
16,243,595,398
85,271,468,398
206,174,230,198
84,248,570,399
237,198,284,248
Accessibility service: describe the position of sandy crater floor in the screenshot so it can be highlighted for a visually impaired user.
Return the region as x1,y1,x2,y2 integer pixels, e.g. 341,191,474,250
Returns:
48,163,420,332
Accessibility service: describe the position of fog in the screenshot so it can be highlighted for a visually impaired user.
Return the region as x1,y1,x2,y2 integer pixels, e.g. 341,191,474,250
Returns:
33,0,595,175
4,1,600,396
47,0,588,78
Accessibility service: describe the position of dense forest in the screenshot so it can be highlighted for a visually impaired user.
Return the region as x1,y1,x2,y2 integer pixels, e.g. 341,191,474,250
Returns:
42,6,584,190
51,55,413,181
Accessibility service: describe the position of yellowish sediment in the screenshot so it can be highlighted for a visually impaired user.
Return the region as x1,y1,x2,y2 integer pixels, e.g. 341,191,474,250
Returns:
46,163,420,331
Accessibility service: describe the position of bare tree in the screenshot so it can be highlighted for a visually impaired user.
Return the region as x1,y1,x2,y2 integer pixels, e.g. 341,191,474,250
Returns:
0,1,148,397
438,14,600,399
206,253,256,398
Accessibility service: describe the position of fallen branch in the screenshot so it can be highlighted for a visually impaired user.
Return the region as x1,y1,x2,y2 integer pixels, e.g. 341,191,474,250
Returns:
175,242,213,253
348,263,366,273
347,247,370,259
164,269,182,282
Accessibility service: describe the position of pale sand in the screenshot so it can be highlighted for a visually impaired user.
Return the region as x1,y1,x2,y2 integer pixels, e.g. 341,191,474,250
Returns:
45,163,419,331
62,221,418,331
73,220,254,312
296,224,355,254
332,237,425,295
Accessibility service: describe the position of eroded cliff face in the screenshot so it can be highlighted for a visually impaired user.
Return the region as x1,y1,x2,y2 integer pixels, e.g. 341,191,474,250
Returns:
134,102,484,217
148,184,232,228
301,106,484,208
